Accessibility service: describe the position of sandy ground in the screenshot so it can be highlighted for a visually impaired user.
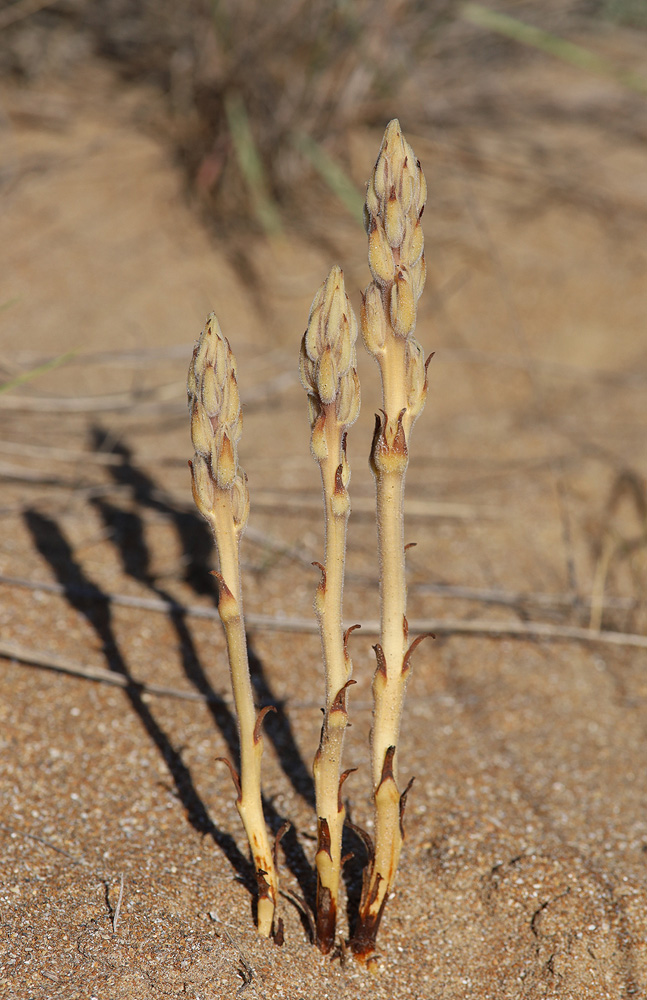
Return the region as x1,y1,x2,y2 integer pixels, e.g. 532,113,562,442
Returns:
1,34,647,1000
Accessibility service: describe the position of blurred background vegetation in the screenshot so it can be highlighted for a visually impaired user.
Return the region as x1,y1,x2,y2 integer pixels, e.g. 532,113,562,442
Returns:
1,0,645,237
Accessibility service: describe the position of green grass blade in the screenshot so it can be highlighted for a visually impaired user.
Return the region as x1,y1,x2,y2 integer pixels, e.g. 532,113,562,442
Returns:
0,349,80,396
224,91,283,237
462,3,647,96
291,131,366,227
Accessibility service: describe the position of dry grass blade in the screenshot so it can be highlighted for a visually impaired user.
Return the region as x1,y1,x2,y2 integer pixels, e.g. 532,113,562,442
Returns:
462,3,647,95
112,874,125,934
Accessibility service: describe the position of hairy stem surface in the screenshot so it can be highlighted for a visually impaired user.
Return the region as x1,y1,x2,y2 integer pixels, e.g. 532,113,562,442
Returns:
188,314,278,937
211,494,278,936
300,266,360,952
350,120,430,960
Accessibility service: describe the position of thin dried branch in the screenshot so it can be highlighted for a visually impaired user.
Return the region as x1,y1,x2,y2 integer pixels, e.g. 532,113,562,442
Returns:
250,490,493,521
0,640,218,701
1,577,644,645
0,440,124,465
0,382,182,412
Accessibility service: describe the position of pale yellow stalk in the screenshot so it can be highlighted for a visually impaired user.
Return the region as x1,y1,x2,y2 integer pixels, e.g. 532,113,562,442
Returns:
351,120,431,959
188,314,278,937
299,265,360,952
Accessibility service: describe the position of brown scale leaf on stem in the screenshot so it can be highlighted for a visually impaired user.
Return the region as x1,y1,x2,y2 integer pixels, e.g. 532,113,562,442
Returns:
337,768,357,813
402,632,435,677
253,705,277,745
343,623,361,657
216,756,242,802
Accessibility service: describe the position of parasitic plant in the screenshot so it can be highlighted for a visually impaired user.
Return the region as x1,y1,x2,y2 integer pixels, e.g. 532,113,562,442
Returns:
188,315,278,937
349,119,432,959
299,265,361,952
188,120,430,960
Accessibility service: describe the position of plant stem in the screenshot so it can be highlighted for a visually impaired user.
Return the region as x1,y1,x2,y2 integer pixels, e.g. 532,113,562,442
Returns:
371,461,407,787
210,492,278,937
350,120,430,960
300,266,360,952
188,314,278,937
312,408,352,951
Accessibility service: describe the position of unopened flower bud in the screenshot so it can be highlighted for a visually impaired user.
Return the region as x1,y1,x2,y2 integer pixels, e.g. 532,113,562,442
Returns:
372,147,389,200
385,188,405,248
361,283,387,355
418,166,427,214
406,337,427,419
331,487,350,518
201,363,221,416
401,218,424,269
313,573,326,619
339,445,351,488
390,267,416,338
223,371,242,432
365,182,380,225
190,399,213,457
317,345,337,406
188,312,244,497
214,431,236,489
368,219,395,286
190,453,215,519
301,265,359,428
336,368,360,427
310,410,328,463
307,392,321,430
412,253,426,301
231,471,250,529
299,334,316,393
324,273,344,339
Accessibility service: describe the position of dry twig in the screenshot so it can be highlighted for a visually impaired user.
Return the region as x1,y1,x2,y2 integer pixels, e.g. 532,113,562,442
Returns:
112,873,125,934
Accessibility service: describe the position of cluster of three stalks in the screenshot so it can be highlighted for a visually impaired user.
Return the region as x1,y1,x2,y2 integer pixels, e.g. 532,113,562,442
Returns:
187,119,429,956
